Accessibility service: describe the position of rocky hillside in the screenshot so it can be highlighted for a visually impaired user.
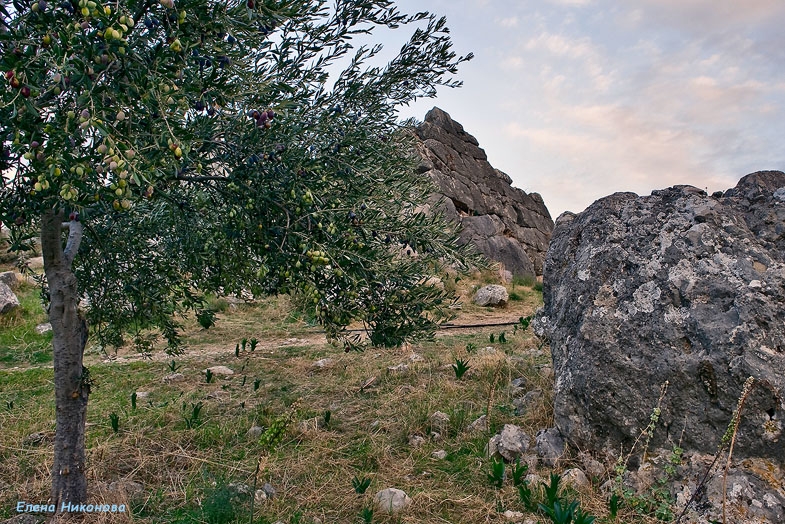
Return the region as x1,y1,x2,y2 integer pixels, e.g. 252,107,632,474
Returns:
414,108,554,278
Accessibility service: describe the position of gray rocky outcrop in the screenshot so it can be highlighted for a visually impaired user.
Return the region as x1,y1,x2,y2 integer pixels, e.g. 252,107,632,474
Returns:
414,108,554,277
537,171,785,464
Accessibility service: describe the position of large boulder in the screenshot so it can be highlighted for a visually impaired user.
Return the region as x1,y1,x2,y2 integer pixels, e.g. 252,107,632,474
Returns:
537,171,785,463
414,108,554,277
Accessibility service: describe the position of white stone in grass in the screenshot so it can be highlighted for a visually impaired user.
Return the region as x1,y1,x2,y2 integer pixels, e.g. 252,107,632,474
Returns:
408,353,425,362
431,450,447,459
134,391,150,399
473,284,508,307
312,358,334,368
466,414,487,432
503,510,525,521
35,323,52,334
430,411,450,433
488,424,531,462
255,490,269,505
246,426,264,439
162,373,185,383
408,435,426,447
0,271,19,290
387,363,409,375
561,468,590,491
206,365,234,376
374,488,412,514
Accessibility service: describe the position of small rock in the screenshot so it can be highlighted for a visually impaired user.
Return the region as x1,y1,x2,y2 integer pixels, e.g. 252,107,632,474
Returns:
561,468,590,491
513,389,543,416
374,488,412,514
430,431,442,441
206,390,228,400
108,480,144,497
0,282,19,314
162,373,185,383
408,434,426,447
387,363,409,375
488,424,531,462
503,510,525,521
430,411,450,433
227,482,251,496
23,432,52,446
408,353,425,362
255,490,268,505
247,426,264,439
466,415,487,432
134,391,150,399
432,450,447,459
510,377,528,389
0,271,19,290
578,452,605,480
313,358,334,368
535,427,565,467
473,284,509,307
206,365,234,376
262,482,276,499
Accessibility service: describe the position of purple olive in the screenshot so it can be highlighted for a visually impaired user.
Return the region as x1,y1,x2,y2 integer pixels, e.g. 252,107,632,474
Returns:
31,141,40,148
266,109,274,119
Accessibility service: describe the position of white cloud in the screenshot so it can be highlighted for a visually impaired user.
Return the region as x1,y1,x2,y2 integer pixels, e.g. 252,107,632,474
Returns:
498,16,518,28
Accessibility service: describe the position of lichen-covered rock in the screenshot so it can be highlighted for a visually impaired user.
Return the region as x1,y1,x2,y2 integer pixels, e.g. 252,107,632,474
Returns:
374,488,412,514
488,424,531,462
538,171,785,462
0,282,19,314
473,284,508,307
414,108,554,277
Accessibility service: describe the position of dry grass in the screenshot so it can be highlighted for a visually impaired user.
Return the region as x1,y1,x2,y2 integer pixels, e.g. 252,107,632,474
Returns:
0,270,635,523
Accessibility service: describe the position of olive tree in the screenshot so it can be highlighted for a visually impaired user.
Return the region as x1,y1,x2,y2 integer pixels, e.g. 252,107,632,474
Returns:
1,0,482,510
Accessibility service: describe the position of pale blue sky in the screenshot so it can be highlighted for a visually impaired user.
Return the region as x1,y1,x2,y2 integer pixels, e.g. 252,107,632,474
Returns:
375,0,785,218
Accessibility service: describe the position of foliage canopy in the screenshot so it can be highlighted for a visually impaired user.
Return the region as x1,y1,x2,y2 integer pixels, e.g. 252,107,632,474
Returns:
1,0,483,351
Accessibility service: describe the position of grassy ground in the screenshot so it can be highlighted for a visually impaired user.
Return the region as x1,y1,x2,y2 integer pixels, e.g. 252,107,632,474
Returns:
0,270,664,524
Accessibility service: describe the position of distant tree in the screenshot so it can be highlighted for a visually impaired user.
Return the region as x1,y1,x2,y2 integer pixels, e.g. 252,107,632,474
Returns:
1,0,482,510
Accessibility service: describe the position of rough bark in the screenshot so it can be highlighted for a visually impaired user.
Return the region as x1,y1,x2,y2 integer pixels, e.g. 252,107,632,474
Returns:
41,210,89,511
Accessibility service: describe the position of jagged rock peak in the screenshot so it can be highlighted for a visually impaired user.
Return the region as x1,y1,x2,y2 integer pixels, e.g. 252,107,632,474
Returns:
414,107,554,277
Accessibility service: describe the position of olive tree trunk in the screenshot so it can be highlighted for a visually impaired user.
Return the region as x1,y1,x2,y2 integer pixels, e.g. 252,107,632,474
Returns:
41,210,89,510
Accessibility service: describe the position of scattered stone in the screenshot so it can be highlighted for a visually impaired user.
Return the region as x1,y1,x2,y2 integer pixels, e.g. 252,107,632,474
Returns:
0,282,19,314
535,427,565,467
374,488,412,514
429,411,450,433
510,377,528,389
387,363,409,375
414,107,554,277
503,510,525,521
23,432,52,446
408,353,425,362
107,479,144,497
255,490,269,505
206,390,228,400
261,482,276,499
0,271,19,290
488,424,531,462
34,323,51,336
227,483,251,496
466,415,487,432
561,468,590,491
162,373,185,383
539,172,785,462
473,284,508,307
477,346,498,356
431,450,447,459
408,435,426,447
312,358,334,369
430,431,442,441
513,389,543,416
578,452,606,480
206,365,234,376
247,426,264,439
